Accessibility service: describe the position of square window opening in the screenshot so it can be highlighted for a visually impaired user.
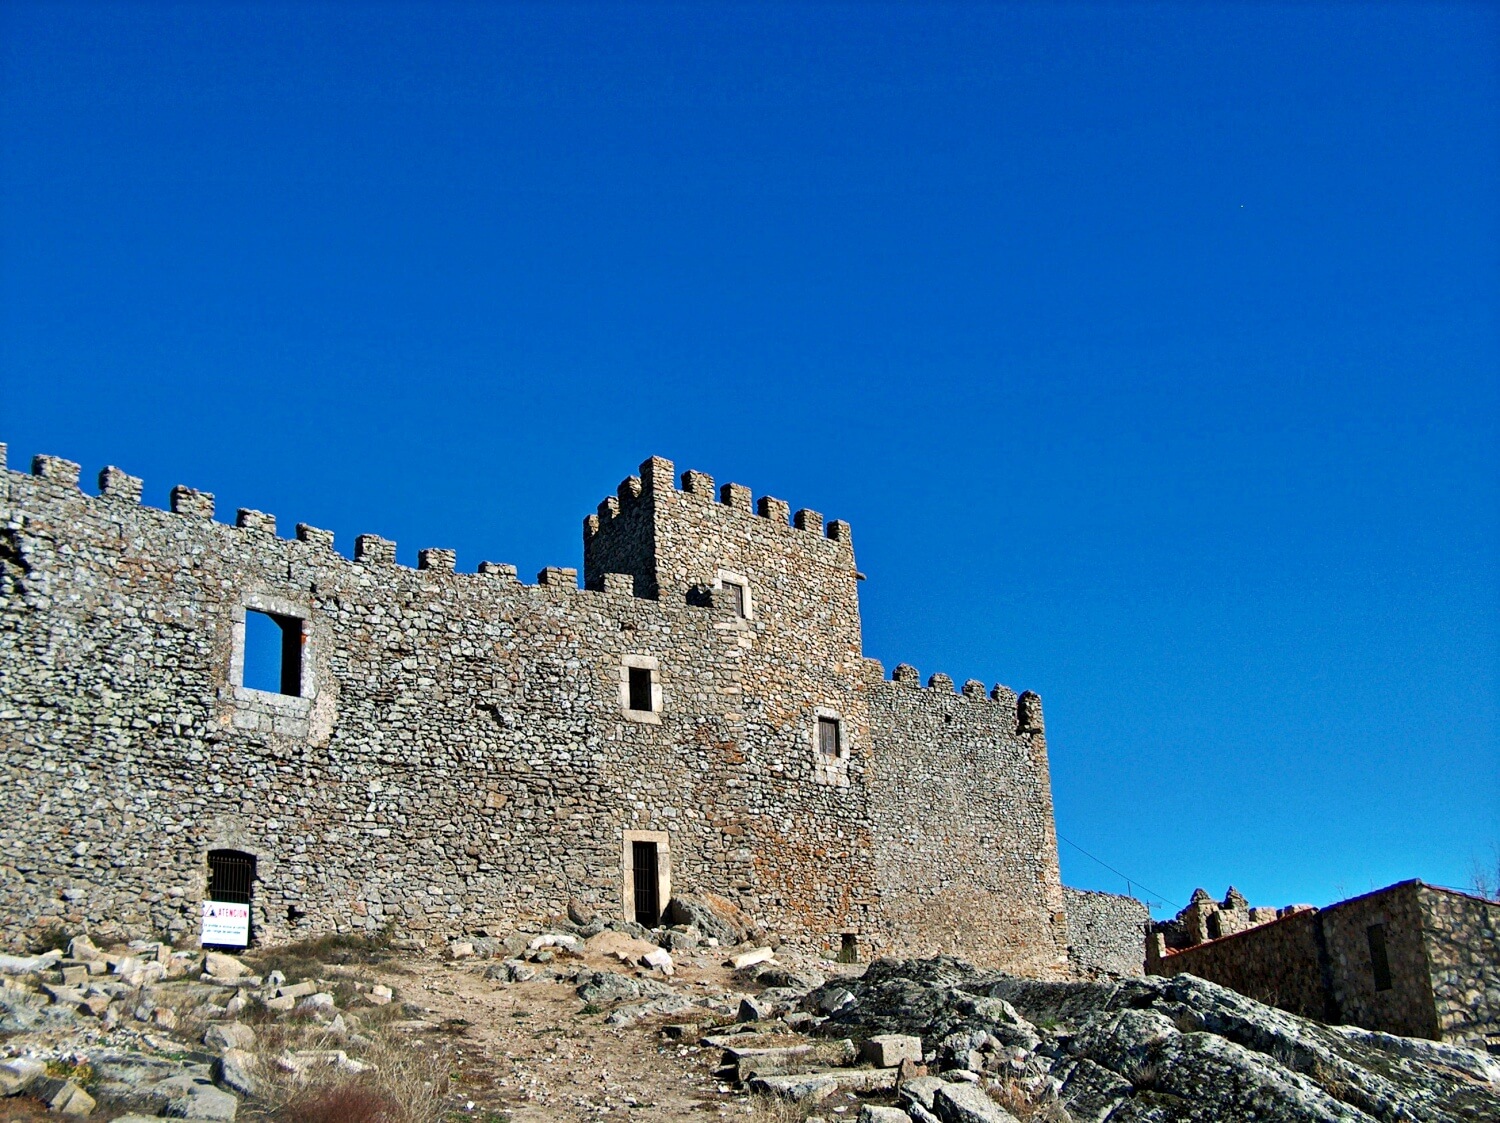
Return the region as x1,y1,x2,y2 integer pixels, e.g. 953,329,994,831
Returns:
818,716,842,759
724,580,747,618
627,666,654,712
243,609,304,696
1367,923,1392,991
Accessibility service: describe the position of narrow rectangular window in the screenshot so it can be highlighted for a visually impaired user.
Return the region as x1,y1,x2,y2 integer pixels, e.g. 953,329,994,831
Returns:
243,609,303,696
1367,923,1392,991
818,716,841,758
627,666,653,712
725,581,746,618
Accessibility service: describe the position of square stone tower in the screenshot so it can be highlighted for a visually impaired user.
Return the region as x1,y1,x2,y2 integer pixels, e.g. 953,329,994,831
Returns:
583,456,864,684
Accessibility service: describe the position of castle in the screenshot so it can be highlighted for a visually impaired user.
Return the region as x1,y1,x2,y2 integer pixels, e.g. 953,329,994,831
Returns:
0,445,1143,976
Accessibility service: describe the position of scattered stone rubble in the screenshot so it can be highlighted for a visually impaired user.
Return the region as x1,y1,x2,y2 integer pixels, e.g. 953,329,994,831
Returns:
6,900,1497,1123
468,898,1498,1121
0,932,388,1120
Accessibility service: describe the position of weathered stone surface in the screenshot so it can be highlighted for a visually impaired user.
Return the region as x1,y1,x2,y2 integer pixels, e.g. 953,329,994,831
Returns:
576,970,671,1006
215,1048,257,1097
815,957,1500,1123
203,1022,256,1051
898,1075,949,1110
152,1072,239,1120
1053,1057,1133,1123
728,947,775,970
757,966,825,991
861,1032,923,1067
39,1078,96,1117
746,1071,840,1102
664,893,756,947
202,952,247,979
859,1107,914,1123
932,1082,1019,1123
0,1057,46,1095
642,948,674,975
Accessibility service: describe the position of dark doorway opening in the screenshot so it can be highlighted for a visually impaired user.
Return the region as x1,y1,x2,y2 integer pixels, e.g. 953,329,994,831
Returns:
838,933,859,963
632,840,660,926
244,610,303,696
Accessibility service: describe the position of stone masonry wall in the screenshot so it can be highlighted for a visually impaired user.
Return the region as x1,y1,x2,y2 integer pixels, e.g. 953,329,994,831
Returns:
0,445,1066,968
1148,907,1329,1022
867,672,1069,978
1417,885,1500,1050
1149,880,1499,1046
1063,886,1148,978
1318,881,1439,1041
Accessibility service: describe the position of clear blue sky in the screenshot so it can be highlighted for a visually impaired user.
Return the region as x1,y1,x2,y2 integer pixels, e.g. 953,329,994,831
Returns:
3,2,1496,916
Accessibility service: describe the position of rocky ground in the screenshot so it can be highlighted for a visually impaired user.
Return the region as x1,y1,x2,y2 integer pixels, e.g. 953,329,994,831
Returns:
2,900,1497,1123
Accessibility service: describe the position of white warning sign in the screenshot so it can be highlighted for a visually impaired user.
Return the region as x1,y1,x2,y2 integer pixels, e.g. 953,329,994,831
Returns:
200,901,250,947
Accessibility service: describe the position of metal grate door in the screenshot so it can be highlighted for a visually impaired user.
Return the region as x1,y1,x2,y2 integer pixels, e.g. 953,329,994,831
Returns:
632,841,659,926
207,849,256,904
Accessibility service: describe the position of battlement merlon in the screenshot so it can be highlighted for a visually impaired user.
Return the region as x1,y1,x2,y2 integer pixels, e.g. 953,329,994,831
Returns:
582,456,859,605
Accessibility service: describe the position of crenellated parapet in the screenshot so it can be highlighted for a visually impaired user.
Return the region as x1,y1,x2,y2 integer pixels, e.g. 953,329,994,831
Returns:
879,661,1037,735
583,456,854,552
0,442,653,600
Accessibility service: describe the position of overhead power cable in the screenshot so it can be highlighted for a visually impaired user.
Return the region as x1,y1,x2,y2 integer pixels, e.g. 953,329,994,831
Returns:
1057,832,1182,910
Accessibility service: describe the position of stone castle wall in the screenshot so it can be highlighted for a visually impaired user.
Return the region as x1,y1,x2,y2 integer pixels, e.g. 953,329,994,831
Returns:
0,445,1073,975
866,673,1068,976
1318,881,1439,1040
1062,887,1149,978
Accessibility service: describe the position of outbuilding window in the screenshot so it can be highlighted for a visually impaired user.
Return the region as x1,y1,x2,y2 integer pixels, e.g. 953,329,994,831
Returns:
715,570,753,620
1367,923,1392,991
813,707,850,787
628,666,652,711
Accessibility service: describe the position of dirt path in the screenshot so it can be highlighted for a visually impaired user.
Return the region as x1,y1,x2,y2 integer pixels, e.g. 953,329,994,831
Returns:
373,953,817,1122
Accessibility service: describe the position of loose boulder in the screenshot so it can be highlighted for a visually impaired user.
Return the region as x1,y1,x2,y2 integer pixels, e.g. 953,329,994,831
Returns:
664,892,756,946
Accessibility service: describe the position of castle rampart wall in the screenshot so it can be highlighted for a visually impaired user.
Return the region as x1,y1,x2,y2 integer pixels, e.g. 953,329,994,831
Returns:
866,667,1068,977
1,444,1065,971
1063,887,1149,978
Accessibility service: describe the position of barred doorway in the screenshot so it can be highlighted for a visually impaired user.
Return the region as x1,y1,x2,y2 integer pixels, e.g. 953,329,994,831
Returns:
632,841,660,926
205,849,256,947
621,830,670,927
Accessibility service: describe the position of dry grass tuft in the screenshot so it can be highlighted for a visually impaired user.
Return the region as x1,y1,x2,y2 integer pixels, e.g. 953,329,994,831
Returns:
243,930,394,983
989,1078,1074,1121
241,1018,451,1123
282,1083,401,1123
741,1092,820,1122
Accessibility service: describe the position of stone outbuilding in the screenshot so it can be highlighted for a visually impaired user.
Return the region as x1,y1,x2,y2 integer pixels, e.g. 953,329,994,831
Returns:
1148,880,1500,1051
